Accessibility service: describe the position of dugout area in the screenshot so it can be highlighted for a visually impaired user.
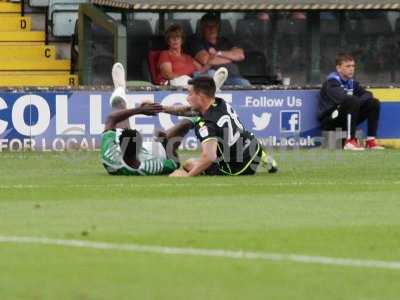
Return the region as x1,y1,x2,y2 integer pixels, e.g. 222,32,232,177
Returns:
77,0,400,86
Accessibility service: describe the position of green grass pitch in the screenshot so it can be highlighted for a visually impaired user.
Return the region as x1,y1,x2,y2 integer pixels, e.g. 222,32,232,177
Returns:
0,149,400,300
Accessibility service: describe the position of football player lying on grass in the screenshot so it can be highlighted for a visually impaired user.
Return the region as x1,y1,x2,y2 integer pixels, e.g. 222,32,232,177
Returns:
100,63,194,176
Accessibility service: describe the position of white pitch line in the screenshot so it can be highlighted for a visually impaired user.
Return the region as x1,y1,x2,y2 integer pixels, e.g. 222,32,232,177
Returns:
0,235,400,271
0,180,398,190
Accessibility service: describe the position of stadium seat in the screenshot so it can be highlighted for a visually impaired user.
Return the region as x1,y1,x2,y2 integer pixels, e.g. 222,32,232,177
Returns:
219,19,235,40
343,18,364,52
0,1,21,13
0,31,45,43
320,18,340,71
140,59,152,84
320,18,340,36
361,16,392,36
0,72,78,86
195,19,234,40
89,22,115,85
276,18,307,36
0,0,78,87
128,19,153,37
0,60,70,71
395,17,400,34
148,35,167,51
358,14,394,72
48,0,87,37
127,20,153,80
236,19,271,52
238,51,268,84
29,0,49,7
2,16,31,31
156,19,193,37
276,18,307,71
147,50,165,85
0,45,56,60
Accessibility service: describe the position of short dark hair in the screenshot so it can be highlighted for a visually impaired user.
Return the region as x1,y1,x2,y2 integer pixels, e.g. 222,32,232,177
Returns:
165,24,185,43
188,77,216,98
200,12,220,26
336,53,355,66
119,129,142,163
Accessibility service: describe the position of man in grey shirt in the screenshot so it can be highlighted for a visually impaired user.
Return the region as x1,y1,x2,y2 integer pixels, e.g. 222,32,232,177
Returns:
188,13,251,87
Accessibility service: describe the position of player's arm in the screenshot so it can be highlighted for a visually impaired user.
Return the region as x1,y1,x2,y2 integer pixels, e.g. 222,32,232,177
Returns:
165,119,194,139
169,139,217,177
105,103,162,131
162,105,200,117
187,139,218,176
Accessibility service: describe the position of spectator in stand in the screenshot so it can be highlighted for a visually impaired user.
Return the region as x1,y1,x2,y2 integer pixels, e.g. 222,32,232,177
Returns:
159,24,228,89
158,24,207,87
189,13,251,87
318,53,384,151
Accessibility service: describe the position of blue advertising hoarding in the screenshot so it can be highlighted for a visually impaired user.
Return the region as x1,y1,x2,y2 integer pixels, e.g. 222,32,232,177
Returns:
0,89,398,151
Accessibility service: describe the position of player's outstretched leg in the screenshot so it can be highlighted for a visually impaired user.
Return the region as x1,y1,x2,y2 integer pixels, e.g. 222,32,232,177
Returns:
112,62,126,91
110,62,127,108
213,67,228,92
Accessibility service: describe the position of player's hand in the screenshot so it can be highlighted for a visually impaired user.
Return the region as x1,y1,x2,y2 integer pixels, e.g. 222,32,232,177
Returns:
139,103,163,116
140,100,153,106
154,128,167,143
169,169,189,177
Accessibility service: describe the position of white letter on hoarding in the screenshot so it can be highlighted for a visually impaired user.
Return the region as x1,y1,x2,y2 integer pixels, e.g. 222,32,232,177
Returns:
216,93,232,103
126,94,155,135
90,95,104,134
13,95,50,136
159,93,188,130
56,95,85,135
52,138,65,151
0,97,8,135
0,139,8,151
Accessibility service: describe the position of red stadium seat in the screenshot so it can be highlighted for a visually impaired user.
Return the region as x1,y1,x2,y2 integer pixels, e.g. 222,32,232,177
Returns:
148,50,166,85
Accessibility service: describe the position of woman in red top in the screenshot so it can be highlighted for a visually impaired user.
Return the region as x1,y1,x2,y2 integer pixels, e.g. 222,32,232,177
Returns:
159,24,209,86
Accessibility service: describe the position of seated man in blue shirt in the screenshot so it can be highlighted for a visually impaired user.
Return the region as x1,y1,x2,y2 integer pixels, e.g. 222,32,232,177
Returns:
188,13,251,87
318,53,384,151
